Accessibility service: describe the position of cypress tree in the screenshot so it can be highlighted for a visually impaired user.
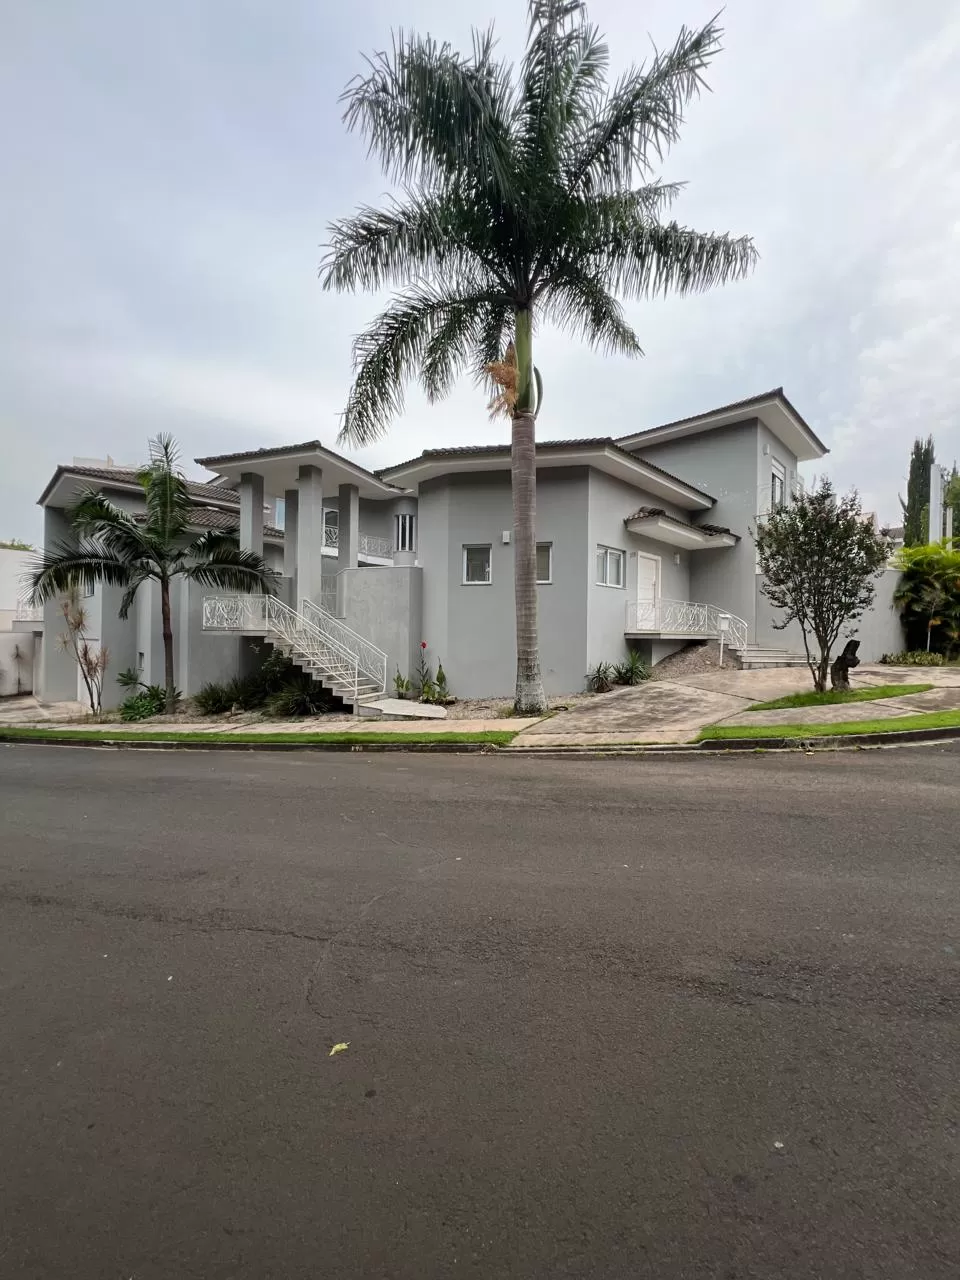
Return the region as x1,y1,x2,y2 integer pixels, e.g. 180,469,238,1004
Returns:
901,436,935,545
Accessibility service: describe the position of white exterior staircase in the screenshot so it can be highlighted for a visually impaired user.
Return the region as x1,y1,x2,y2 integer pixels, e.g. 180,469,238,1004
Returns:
202,594,387,713
734,644,809,670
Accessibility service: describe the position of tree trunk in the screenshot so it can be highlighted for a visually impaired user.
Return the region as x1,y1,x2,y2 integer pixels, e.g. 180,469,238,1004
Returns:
511,308,546,716
160,575,176,714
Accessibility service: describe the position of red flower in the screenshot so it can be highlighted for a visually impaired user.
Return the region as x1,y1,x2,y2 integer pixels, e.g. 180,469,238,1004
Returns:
421,640,427,649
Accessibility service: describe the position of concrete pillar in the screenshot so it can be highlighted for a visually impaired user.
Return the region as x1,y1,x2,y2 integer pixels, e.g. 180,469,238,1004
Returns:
392,496,418,567
239,472,264,557
283,487,299,599
338,484,360,570
297,464,324,605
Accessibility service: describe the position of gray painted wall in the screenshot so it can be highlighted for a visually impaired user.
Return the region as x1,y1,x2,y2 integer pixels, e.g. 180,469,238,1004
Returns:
0,632,34,695
339,565,423,686
755,568,905,663
39,508,80,702
417,469,591,696
634,421,765,632
586,469,693,670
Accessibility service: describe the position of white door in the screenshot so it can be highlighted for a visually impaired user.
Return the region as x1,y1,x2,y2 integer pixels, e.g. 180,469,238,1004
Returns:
636,556,659,628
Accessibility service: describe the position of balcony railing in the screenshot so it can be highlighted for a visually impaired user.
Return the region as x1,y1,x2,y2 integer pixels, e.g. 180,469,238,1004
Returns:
625,598,748,651
322,526,393,559
13,602,43,623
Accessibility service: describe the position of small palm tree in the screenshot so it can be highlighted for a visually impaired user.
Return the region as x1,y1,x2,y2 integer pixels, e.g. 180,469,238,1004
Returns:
322,0,757,712
29,435,276,713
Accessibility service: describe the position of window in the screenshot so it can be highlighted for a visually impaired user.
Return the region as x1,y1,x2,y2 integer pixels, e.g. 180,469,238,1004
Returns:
771,460,786,509
463,544,492,584
324,508,339,529
596,545,624,587
395,512,417,553
536,542,552,584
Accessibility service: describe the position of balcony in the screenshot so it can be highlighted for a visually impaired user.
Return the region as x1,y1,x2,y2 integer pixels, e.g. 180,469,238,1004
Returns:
322,526,393,560
625,598,747,650
12,602,43,630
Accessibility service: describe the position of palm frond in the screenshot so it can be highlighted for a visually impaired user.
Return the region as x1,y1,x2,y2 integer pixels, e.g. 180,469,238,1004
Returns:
341,25,517,197
68,489,154,564
321,192,506,295
565,16,723,193
137,433,193,545
519,1,606,178
183,529,243,560
541,267,643,355
339,284,503,445
602,219,758,299
28,541,135,605
183,543,278,594
118,569,157,620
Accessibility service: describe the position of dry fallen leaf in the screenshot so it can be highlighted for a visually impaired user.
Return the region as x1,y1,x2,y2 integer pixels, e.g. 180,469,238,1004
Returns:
329,1042,350,1057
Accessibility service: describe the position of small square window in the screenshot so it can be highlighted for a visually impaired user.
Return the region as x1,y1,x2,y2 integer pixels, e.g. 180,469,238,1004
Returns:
596,545,624,587
536,542,552,584
463,544,492,584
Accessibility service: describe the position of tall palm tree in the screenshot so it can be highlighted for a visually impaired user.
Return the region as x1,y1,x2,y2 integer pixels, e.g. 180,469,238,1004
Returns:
322,0,757,712
29,435,276,713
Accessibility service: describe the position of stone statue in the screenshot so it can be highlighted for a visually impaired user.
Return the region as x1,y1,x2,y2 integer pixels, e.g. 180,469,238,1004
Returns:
830,639,861,690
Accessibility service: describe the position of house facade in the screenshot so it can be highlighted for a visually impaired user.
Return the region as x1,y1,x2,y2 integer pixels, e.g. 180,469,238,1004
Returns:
22,389,905,710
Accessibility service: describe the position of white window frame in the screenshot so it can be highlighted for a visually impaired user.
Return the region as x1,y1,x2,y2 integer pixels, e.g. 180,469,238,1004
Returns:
596,544,625,588
462,544,492,585
771,459,786,509
395,512,417,553
536,542,553,584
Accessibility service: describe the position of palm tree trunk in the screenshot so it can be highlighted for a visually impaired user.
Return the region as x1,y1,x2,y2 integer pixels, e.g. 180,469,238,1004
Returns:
511,308,547,715
160,575,176,714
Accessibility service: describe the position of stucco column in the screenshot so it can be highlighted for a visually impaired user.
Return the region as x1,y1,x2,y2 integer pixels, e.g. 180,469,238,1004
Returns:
283,487,299,600
338,484,360,570
392,496,418,567
297,464,323,605
239,472,264,557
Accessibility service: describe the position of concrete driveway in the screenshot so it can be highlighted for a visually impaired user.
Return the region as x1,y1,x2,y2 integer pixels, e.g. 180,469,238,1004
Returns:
515,665,816,745
515,663,960,745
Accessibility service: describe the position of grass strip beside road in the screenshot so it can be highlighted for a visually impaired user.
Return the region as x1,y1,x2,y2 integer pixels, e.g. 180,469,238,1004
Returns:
698,709,960,741
0,727,516,747
746,683,933,712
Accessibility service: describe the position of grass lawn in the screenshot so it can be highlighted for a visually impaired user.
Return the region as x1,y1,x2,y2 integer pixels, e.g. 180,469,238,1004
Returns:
0,727,516,747
698,709,960,742
747,683,933,712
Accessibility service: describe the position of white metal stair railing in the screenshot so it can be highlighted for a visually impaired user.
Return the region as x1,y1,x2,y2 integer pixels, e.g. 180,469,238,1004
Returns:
300,597,387,696
201,594,380,705
625,598,748,652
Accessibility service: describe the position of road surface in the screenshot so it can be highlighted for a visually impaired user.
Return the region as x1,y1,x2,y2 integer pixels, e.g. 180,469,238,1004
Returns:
1,744,958,1278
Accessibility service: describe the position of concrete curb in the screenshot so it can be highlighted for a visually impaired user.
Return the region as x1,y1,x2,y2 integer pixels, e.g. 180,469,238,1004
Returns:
0,734,497,754
2,725,960,756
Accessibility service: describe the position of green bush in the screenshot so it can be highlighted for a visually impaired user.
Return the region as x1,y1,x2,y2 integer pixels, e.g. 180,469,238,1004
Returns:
265,676,336,718
119,684,169,721
612,651,651,686
879,650,945,667
194,681,236,714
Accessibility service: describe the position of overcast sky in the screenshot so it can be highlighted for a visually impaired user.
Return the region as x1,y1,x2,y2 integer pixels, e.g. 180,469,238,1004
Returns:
2,0,958,541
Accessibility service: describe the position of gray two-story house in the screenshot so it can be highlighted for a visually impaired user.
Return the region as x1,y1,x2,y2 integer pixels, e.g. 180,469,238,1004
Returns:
21,388,904,709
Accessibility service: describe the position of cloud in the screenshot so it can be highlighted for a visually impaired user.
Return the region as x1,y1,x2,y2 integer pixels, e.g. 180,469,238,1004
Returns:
2,0,958,541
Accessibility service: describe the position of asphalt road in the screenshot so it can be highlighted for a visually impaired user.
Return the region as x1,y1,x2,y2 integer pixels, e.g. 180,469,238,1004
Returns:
1,744,959,1280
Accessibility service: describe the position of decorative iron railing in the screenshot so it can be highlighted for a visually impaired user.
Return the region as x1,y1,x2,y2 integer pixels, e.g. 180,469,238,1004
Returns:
13,602,43,623
300,597,387,694
201,594,378,702
625,598,748,652
322,525,393,559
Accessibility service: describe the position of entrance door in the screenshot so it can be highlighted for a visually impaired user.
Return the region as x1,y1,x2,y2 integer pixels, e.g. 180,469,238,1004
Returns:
636,555,660,628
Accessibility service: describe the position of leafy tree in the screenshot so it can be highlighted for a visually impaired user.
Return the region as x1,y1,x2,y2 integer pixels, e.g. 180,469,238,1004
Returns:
0,537,34,551
29,435,276,713
754,480,892,691
321,0,757,712
901,435,935,546
894,541,960,656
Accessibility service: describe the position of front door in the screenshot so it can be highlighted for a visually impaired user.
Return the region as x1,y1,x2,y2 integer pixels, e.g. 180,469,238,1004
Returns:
636,555,659,628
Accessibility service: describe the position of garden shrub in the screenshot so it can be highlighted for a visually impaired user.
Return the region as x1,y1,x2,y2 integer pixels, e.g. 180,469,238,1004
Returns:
879,650,946,667
119,684,169,721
